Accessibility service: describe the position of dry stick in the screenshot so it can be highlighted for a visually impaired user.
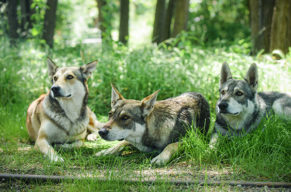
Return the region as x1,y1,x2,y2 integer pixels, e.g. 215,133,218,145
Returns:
1,173,291,188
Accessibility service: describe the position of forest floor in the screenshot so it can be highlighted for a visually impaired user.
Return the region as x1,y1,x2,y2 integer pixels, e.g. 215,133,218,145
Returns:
1,141,291,191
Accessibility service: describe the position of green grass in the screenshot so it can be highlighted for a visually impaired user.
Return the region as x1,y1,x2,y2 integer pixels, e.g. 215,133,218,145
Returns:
180,116,291,181
0,37,291,190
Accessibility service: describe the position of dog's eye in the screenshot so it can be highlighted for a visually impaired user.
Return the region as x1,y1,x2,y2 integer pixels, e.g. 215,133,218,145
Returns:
221,90,226,95
66,75,74,80
108,112,113,117
53,76,58,81
120,115,130,121
235,91,243,96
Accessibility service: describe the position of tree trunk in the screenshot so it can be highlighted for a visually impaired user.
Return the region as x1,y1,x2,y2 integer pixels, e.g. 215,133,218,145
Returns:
249,0,260,53
161,0,175,42
42,0,58,48
20,0,33,37
7,0,18,45
152,0,166,43
287,3,291,52
249,0,275,54
172,0,189,38
262,0,275,53
119,0,129,45
97,0,106,39
270,0,291,54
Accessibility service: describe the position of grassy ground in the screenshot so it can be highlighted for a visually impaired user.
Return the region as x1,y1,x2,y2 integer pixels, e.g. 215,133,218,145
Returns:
0,37,291,190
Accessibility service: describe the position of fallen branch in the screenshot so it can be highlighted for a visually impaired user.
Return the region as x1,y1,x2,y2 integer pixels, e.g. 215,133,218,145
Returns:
1,173,290,188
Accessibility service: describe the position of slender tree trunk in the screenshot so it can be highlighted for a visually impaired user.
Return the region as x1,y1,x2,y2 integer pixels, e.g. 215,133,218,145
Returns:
261,0,275,53
20,0,33,37
161,0,175,42
97,0,106,39
152,0,166,43
119,0,129,44
172,0,189,37
287,4,291,52
270,0,291,54
7,0,18,45
249,0,275,54
42,0,58,48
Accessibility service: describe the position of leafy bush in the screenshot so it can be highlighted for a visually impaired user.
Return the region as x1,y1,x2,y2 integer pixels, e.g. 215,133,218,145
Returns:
188,0,250,46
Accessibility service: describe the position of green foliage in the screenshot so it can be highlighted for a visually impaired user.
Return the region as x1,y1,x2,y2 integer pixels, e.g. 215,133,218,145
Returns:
100,0,119,40
188,0,250,46
0,39,23,105
30,0,47,39
82,42,221,114
1,0,251,48
54,0,99,46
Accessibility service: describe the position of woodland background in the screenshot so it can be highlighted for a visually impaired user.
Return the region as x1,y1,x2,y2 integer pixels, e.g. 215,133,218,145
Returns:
0,0,291,191
1,0,291,54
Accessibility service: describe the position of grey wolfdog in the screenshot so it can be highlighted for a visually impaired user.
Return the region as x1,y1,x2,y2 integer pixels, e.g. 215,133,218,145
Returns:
210,63,291,147
96,85,210,165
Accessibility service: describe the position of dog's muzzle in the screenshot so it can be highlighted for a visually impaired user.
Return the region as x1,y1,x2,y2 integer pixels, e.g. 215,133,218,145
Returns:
51,86,71,98
218,101,228,113
218,101,239,115
98,128,109,139
51,86,62,97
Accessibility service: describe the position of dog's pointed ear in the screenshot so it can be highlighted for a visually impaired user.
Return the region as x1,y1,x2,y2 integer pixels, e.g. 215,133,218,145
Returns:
111,84,124,108
47,57,58,78
81,60,97,79
245,63,258,92
141,90,159,117
220,62,232,88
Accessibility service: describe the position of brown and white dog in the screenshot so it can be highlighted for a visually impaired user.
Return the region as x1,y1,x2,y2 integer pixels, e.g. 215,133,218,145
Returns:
96,85,210,165
26,58,102,162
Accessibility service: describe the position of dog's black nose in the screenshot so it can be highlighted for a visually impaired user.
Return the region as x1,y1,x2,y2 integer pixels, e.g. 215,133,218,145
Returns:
218,102,228,111
51,86,60,94
98,128,109,138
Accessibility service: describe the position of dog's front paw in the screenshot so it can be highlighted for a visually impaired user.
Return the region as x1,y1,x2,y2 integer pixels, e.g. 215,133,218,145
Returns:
95,141,128,157
95,147,120,157
87,133,99,141
209,133,218,151
209,143,217,151
49,154,64,162
151,154,170,166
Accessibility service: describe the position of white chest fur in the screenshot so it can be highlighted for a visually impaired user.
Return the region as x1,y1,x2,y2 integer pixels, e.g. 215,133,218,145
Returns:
43,96,89,137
